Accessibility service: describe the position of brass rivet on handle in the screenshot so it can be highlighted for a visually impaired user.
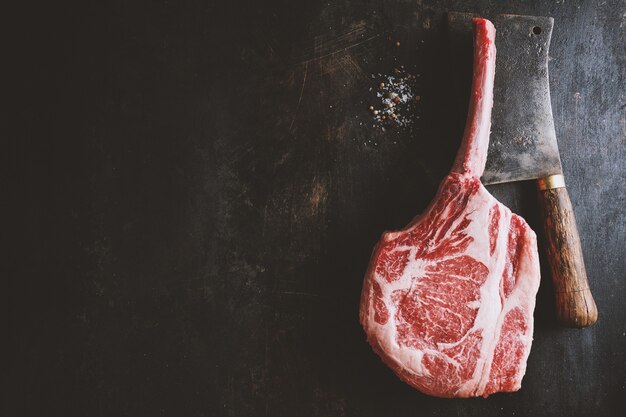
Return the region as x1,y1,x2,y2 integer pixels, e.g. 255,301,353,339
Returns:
537,174,566,190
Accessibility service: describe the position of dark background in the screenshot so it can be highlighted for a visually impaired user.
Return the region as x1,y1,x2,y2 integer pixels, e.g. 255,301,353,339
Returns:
6,0,625,416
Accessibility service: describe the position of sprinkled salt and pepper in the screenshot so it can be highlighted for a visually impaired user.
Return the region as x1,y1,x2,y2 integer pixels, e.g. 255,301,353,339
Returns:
367,66,420,131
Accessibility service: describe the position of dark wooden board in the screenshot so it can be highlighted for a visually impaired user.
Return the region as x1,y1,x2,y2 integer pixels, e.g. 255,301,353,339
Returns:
7,0,625,416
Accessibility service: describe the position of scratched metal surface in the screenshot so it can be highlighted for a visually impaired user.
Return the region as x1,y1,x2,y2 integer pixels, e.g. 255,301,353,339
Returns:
7,0,625,416
448,12,565,185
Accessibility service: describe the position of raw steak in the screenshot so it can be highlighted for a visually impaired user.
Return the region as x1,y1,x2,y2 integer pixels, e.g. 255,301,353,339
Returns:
359,18,540,398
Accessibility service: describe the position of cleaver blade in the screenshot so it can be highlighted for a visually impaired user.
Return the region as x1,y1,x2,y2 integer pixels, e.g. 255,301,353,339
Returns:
482,15,562,185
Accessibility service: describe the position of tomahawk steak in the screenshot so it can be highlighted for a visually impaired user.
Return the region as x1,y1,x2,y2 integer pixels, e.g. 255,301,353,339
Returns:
360,18,541,398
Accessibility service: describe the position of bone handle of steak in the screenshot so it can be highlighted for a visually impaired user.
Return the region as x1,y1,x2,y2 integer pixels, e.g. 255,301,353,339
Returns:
451,18,496,177
537,175,598,328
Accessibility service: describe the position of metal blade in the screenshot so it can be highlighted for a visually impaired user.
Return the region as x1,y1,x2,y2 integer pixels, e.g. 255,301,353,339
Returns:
447,13,563,185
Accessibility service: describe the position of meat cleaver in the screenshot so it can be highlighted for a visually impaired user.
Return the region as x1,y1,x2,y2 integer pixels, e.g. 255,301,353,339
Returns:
447,12,598,328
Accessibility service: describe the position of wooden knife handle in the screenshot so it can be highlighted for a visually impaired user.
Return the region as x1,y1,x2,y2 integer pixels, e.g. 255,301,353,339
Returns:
537,175,598,328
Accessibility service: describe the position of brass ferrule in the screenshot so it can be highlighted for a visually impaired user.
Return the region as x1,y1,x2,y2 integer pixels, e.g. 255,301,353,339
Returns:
537,174,566,191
